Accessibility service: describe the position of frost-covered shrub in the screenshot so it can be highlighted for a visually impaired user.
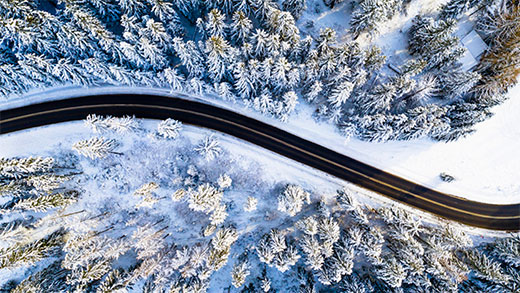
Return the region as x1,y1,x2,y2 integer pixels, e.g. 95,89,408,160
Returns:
195,135,222,161
244,196,258,212
85,114,138,133
278,184,310,216
156,118,183,139
72,137,119,159
188,183,224,213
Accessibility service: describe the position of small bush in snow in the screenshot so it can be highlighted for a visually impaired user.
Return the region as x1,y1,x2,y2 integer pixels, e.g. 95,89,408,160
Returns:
196,135,222,161
243,196,258,212
72,137,119,159
278,184,310,217
157,118,183,139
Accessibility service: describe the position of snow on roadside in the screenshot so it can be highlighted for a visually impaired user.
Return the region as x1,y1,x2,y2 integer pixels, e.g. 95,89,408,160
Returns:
0,119,513,241
2,83,520,205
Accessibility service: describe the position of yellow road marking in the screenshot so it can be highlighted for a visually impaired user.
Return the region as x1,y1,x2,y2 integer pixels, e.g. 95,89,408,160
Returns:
2,103,520,221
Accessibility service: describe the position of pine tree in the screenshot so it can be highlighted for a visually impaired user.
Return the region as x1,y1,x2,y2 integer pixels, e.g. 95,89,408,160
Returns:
475,5,520,101
282,0,306,19
251,29,270,57
464,249,511,284
211,227,238,251
0,230,64,269
231,11,252,44
297,216,319,236
408,15,465,70
266,9,300,44
244,196,258,212
251,0,278,20
305,80,323,103
318,217,340,245
234,61,254,98
301,235,325,270
188,183,224,213
231,260,250,288
328,81,354,108
156,118,183,139
438,70,481,100
205,35,232,82
85,114,138,133
210,204,228,225
195,135,222,161
440,0,480,20
206,9,226,38
357,82,396,115
278,184,310,217
217,174,232,189
72,137,119,159
375,255,407,288
13,192,76,212
0,157,54,179
491,235,520,267
350,0,399,36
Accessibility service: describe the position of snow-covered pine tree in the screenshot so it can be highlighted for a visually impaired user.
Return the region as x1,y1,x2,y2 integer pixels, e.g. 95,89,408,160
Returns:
244,196,258,212
328,81,354,108
408,15,465,70
231,11,252,45
318,217,340,245
72,137,119,159
0,157,54,179
490,235,520,267
364,45,386,73
251,0,278,20
404,74,438,108
438,70,481,100
474,5,520,102
10,260,68,292
304,80,323,103
85,114,138,133
188,183,223,213
195,135,222,161
301,235,324,270
266,9,300,45
172,38,205,77
440,0,480,20
464,249,511,285
211,227,238,252
205,35,233,82
0,229,64,269
273,244,300,272
282,0,306,19
210,204,228,225
350,0,399,36
156,118,183,139
375,255,407,288
278,184,310,217
231,260,250,288
357,82,396,115
206,9,226,38
234,61,254,98
13,192,76,212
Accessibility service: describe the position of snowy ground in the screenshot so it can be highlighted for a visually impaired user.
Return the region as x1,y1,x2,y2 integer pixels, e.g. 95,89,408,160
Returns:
0,116,512,239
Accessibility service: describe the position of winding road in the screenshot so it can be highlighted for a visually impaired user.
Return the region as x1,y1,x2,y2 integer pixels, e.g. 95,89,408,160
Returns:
1,93,519,231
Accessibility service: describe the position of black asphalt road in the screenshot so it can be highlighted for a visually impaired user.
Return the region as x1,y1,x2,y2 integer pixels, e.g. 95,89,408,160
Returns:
1,93,519,231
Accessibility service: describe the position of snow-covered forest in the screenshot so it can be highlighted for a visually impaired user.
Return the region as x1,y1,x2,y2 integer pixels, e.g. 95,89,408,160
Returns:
0,0,518,142
0,115,519,292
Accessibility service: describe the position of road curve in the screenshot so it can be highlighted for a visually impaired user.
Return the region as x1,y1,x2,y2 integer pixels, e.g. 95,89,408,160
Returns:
1,93,519,231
